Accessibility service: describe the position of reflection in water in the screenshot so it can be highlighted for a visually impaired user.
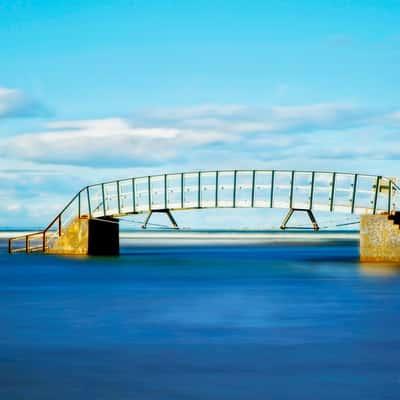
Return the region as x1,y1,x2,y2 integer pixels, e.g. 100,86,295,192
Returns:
360,263,400,277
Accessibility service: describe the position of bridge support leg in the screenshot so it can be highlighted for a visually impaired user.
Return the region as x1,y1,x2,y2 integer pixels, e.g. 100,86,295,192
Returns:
142,212,153,229
280,208,319,231
142,209,179,229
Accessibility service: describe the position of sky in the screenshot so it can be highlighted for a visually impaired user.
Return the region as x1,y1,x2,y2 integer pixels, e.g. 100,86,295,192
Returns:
1,0,400,228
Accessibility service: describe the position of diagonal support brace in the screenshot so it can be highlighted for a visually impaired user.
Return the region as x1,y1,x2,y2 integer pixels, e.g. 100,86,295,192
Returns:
280,208,319,231
142,209,179,229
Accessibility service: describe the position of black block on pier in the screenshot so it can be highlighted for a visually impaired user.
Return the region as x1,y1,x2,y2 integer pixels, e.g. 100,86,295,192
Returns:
88,217,119,256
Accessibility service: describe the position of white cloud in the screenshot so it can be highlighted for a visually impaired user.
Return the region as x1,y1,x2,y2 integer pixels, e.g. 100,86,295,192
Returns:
138,104,247,120
6,203,21,213
0,103,394,171
0,87,50,119
0,117,232,167
134,103,374,134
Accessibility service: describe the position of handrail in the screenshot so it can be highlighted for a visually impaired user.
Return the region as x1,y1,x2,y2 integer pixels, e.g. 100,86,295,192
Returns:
43,189,82,233
8,231,44,243
84,169,398,188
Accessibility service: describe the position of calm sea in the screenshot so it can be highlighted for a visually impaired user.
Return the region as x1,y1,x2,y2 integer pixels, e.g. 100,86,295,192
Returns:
1,231,400,399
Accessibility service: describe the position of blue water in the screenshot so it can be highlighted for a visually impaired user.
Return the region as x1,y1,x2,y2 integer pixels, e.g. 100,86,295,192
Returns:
1,234,400,399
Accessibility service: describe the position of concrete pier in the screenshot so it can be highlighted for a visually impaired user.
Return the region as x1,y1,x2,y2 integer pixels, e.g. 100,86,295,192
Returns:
360,213,400,262
48,217,119,256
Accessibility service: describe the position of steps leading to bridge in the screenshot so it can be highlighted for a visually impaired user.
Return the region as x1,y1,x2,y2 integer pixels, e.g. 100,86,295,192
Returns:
8,217,120,255
48,216,119,256
47,216,89,255
360,212,400,262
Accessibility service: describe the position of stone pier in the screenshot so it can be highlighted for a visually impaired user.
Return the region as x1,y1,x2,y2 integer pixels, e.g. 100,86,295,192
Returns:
360,213,400,262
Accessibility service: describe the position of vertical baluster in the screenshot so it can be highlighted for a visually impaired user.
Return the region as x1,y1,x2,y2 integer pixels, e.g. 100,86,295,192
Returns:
351,174,358,214
251,170,256,208
164,174,168,209
215,171,219,207
233,170,237,208
289,171,295,209
198,172,201,208
330,172,336,212
101,183,106,216
270,170,275,208
372,176,380,215
86,186,92,217
181,173,184,209
117,181,121,214
309,171,315,210
148,176,151,211
132,178,136,213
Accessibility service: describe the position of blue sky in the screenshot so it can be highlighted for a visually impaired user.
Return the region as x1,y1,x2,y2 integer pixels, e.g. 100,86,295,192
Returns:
1,0,400,228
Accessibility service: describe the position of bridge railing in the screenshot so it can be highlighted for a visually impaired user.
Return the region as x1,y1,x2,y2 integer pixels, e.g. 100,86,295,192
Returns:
8,170,399,253
81,170,398,217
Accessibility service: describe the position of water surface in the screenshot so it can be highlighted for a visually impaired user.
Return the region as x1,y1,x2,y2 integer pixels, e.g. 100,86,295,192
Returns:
1,232,399,399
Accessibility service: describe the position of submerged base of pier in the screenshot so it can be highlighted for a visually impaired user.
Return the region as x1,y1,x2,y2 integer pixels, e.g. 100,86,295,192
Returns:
48,217,119,256
360,213,400,262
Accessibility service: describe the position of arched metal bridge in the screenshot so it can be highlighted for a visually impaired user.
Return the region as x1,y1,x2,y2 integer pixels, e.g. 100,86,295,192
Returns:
8,169,399,253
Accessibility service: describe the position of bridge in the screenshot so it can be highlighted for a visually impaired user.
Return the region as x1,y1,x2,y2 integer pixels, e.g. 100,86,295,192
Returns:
8,169,400,261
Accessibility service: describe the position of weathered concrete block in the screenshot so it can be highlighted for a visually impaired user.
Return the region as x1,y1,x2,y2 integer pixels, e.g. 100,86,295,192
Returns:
360,214,400,262
48,217,119,256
